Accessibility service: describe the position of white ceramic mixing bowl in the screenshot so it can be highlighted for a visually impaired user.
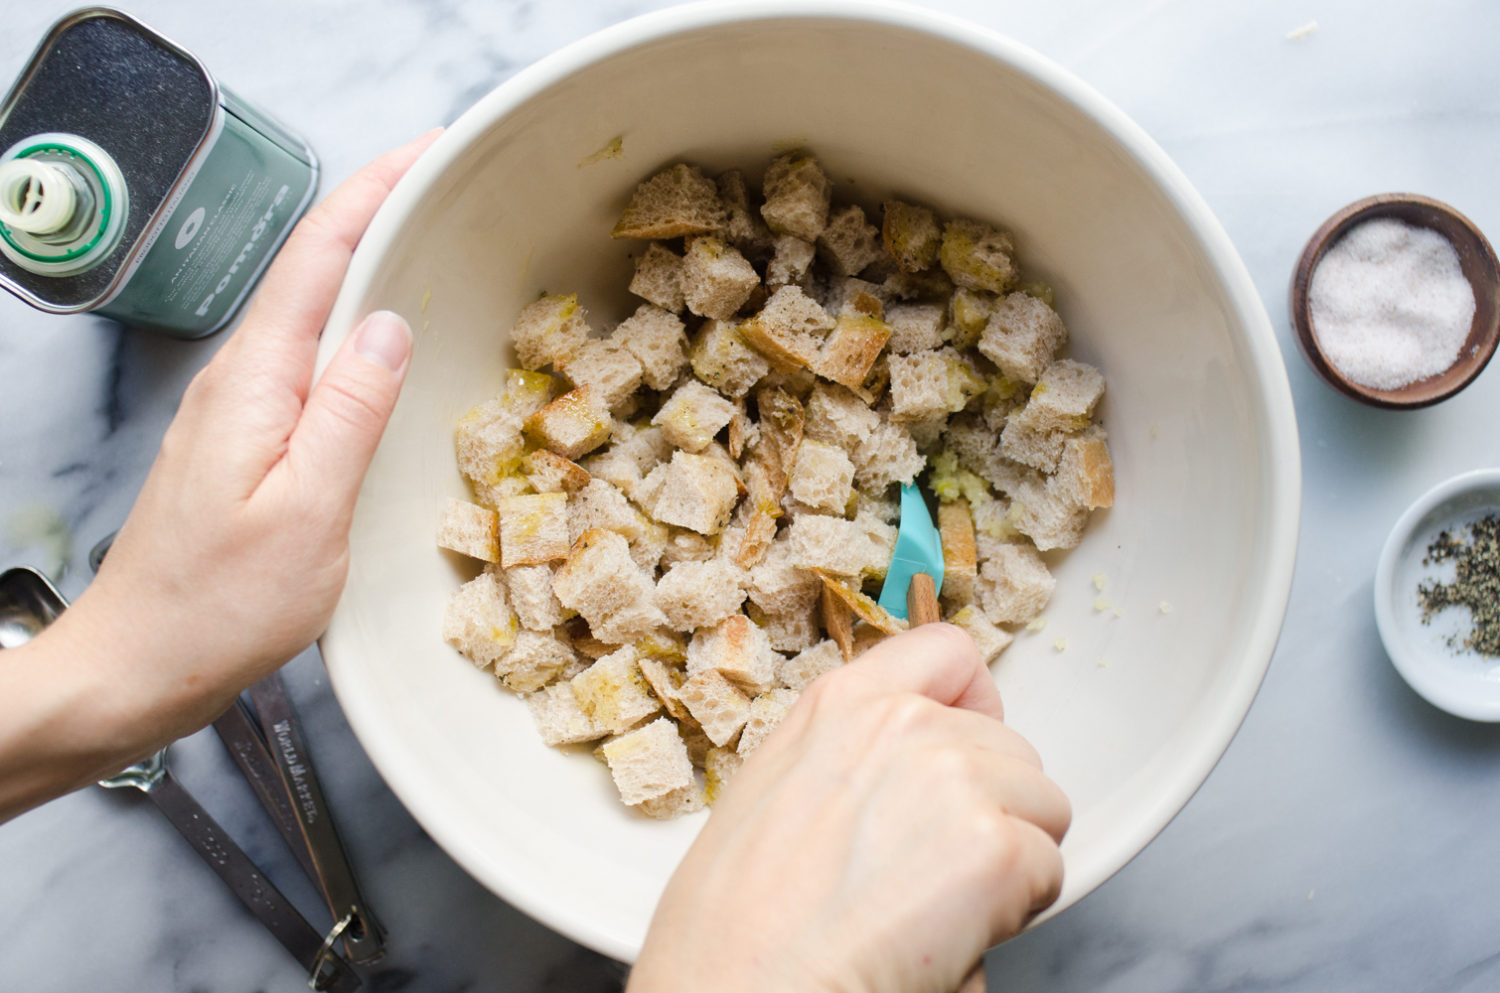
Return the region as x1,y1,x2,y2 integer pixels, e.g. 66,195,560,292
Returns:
315,0,1300,961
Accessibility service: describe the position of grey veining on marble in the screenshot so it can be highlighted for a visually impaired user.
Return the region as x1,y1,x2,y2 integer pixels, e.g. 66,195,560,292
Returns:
5,1,1500,991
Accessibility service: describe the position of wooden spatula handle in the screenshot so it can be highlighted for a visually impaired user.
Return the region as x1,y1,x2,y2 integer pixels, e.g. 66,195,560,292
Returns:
907,572,941,626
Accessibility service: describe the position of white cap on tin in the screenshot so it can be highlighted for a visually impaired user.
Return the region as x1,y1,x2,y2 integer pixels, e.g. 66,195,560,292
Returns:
0,158,79,235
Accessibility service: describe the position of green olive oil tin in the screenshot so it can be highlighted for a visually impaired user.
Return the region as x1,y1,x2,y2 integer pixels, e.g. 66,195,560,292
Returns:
0,8,318,338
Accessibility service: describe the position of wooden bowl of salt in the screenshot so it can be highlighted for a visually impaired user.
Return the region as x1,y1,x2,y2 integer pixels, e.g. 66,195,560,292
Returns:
1290,193,1500,408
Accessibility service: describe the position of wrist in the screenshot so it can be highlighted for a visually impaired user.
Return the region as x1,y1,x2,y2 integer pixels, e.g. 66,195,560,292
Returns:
0,604,146,819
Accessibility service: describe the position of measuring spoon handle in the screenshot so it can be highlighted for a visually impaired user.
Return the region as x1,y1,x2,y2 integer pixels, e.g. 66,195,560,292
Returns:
248,674,386,964
144,770,361,992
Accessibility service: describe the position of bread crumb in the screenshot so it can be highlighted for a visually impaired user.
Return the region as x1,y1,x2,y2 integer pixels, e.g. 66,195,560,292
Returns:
1159,600,1174,614
579,135,625,168
1053,637,1067,652
1025,616,1048,632
1112,606,1125,618
1092,571,1108,592
1150,423,1159,439
1093,596,1112,612
1097,657,1108,668
1285,20,1318,41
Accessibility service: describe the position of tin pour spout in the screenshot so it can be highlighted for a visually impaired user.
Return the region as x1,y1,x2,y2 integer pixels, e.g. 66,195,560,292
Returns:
0,158,79,236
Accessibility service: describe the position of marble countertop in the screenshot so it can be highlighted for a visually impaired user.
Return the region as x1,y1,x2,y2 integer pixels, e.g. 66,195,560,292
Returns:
5,1,1500,990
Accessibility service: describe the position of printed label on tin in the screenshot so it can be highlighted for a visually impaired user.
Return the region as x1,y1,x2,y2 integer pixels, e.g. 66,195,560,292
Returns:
99,109,316,336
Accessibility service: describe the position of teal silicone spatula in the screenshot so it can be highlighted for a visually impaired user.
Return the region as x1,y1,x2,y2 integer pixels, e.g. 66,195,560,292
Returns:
877,481,946,622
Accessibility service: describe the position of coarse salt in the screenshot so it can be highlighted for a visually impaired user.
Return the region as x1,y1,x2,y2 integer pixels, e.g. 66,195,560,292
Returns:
1307,217,1475,391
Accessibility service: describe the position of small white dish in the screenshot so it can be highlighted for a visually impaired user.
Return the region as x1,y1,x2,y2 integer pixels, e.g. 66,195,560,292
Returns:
1375,469,1500,721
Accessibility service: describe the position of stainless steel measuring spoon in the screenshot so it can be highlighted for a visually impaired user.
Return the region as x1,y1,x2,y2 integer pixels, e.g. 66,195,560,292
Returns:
89,532,386,964
0,566,361,992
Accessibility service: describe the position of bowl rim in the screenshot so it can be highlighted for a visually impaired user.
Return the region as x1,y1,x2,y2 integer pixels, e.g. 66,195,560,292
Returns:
1288,192,1500,410
1374,467,1500,721
315,0,1303,961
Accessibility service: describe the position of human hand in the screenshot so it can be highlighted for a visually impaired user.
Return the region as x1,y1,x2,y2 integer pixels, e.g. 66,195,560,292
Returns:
0,130,440,817
628,624,1070,993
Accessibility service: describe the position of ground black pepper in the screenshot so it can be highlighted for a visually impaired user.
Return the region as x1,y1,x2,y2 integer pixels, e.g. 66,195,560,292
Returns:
1417,513,1500,655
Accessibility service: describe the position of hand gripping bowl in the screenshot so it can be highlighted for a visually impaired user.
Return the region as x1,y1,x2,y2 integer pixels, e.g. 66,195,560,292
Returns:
315,0,1300,961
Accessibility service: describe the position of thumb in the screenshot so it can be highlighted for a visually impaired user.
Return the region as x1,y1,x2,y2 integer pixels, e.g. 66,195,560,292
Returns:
288,310,412,508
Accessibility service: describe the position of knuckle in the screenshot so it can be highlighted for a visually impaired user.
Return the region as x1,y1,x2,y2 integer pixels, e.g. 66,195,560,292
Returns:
319,375,387,433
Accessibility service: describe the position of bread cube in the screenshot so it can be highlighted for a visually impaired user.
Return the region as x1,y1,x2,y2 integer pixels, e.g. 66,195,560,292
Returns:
817,313,891,390
441,571,518,670
805,382,881,451
945,288,994,350
552,529,667,643
629,243,685,313
600,717,694,806
882,200,942,272
682,236,759,320
524,385,613,460
818,204,883,277
999,417,1067,473
614,304,689,391
677,668,752,747
527,681,608,746
612,163,726,239
738,687,799,756
510,293,591,371
704,745,744,804
937,500,978,607
889,348,986,423
690,319,772,398
660,529,718,569
828,276,887,319
687,614,780,696
763,603,822,654
567,477,647,545
976,541,1056,625
1008,475,1088,551
649,451,741,536
637,656,693,723
454,371,554,505
767,234,816,290
739,285,834,374
570,646,662,733
884,302,946,355
978,293,1067,384
852,507,898,582
789,439,855,514
787,513,884,578
521,449,590,495
656,558,750,630
1051,428,1114,511
559,339,643,413
760,152,832,241
630,518,671,573
778,639,843,691
853,419,924,490
1012,360,1105,434
436,498,500,563
582,421,670,505
948,605,1014,665
717,169,774,256
747,542,822,616
494,492,570,567
503,563,568,631
634,782,708,819
939,218,1018,294
652,380,738,452
496,630,576,693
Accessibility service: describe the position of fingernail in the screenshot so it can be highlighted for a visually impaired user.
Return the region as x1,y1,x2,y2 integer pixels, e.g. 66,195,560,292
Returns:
355,310,412,372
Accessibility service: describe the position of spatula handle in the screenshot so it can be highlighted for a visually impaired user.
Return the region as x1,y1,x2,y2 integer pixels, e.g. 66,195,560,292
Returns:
907,573,941,626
